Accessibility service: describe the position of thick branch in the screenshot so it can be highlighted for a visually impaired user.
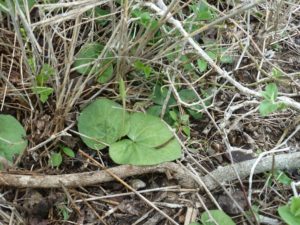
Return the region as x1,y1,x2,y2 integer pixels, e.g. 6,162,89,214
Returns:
0,152,299,189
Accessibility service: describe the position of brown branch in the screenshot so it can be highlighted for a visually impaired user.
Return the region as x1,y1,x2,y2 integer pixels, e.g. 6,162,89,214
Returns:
0,152,300,189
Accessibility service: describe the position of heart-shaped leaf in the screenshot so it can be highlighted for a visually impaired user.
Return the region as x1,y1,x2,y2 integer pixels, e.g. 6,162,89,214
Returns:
78,99,129,150
0,115,27,163
128,113,174,147
109,113,181,165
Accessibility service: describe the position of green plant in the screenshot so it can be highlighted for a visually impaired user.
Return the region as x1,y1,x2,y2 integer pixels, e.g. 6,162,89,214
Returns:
0,115,27,166
49,146,75,167
73,42,114,84
278,197,300,225
189,210,236,225
31,63,55,103
169,110,191,137
56,204,72,221
78,98,181,165
131,9,159,29
133,60,152,78
190,1,215,21
267,170,292,186
0,0,35,14
259,83,285,116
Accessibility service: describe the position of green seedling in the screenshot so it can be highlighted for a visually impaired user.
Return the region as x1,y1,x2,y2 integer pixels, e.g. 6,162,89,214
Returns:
169,110,191,137
190,1,215,21
0,115,27,168
31,63,55,103
259,83,285,116
56,204,72,221
278,197,300,225
131,9,159,29
133,60,152,78
78,98,181,165
49,146,75,167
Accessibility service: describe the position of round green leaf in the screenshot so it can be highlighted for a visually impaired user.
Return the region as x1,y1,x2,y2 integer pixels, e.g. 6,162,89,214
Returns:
0,115,27,162
128,113,173,148
109,138,181,165
73,42,104,75
78,99,129,150
49,152,62,167
201,210,236,225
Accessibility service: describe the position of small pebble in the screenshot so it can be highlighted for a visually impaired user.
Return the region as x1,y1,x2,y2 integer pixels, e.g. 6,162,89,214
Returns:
130,179,146,190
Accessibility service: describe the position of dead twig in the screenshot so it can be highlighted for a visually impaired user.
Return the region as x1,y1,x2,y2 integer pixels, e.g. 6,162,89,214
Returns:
0,152,300,190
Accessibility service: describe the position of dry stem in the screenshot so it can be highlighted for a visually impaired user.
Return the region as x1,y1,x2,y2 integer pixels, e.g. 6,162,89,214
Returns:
1,152,299,190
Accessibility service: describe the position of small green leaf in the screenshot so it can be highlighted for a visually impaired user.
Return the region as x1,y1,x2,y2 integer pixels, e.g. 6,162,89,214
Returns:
220,54,234,64
36,64,55,86
151,85,176,106
262,83,278,101
131,9,158,29
207,51,217,60
62,147,75,158
274,170,292,185
201,210,236,225
182,126,190,137
169,111,178,121
259,100,279,116
197,59,208,72
187,109,203,120
180,114,190,123
49,152,62,167
78,99,129,150
134,60,152,78
191,2,214,21
278,205,300,225
32,86,54,103
0,115,27,163
92,7,110,26
134,60,145,71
